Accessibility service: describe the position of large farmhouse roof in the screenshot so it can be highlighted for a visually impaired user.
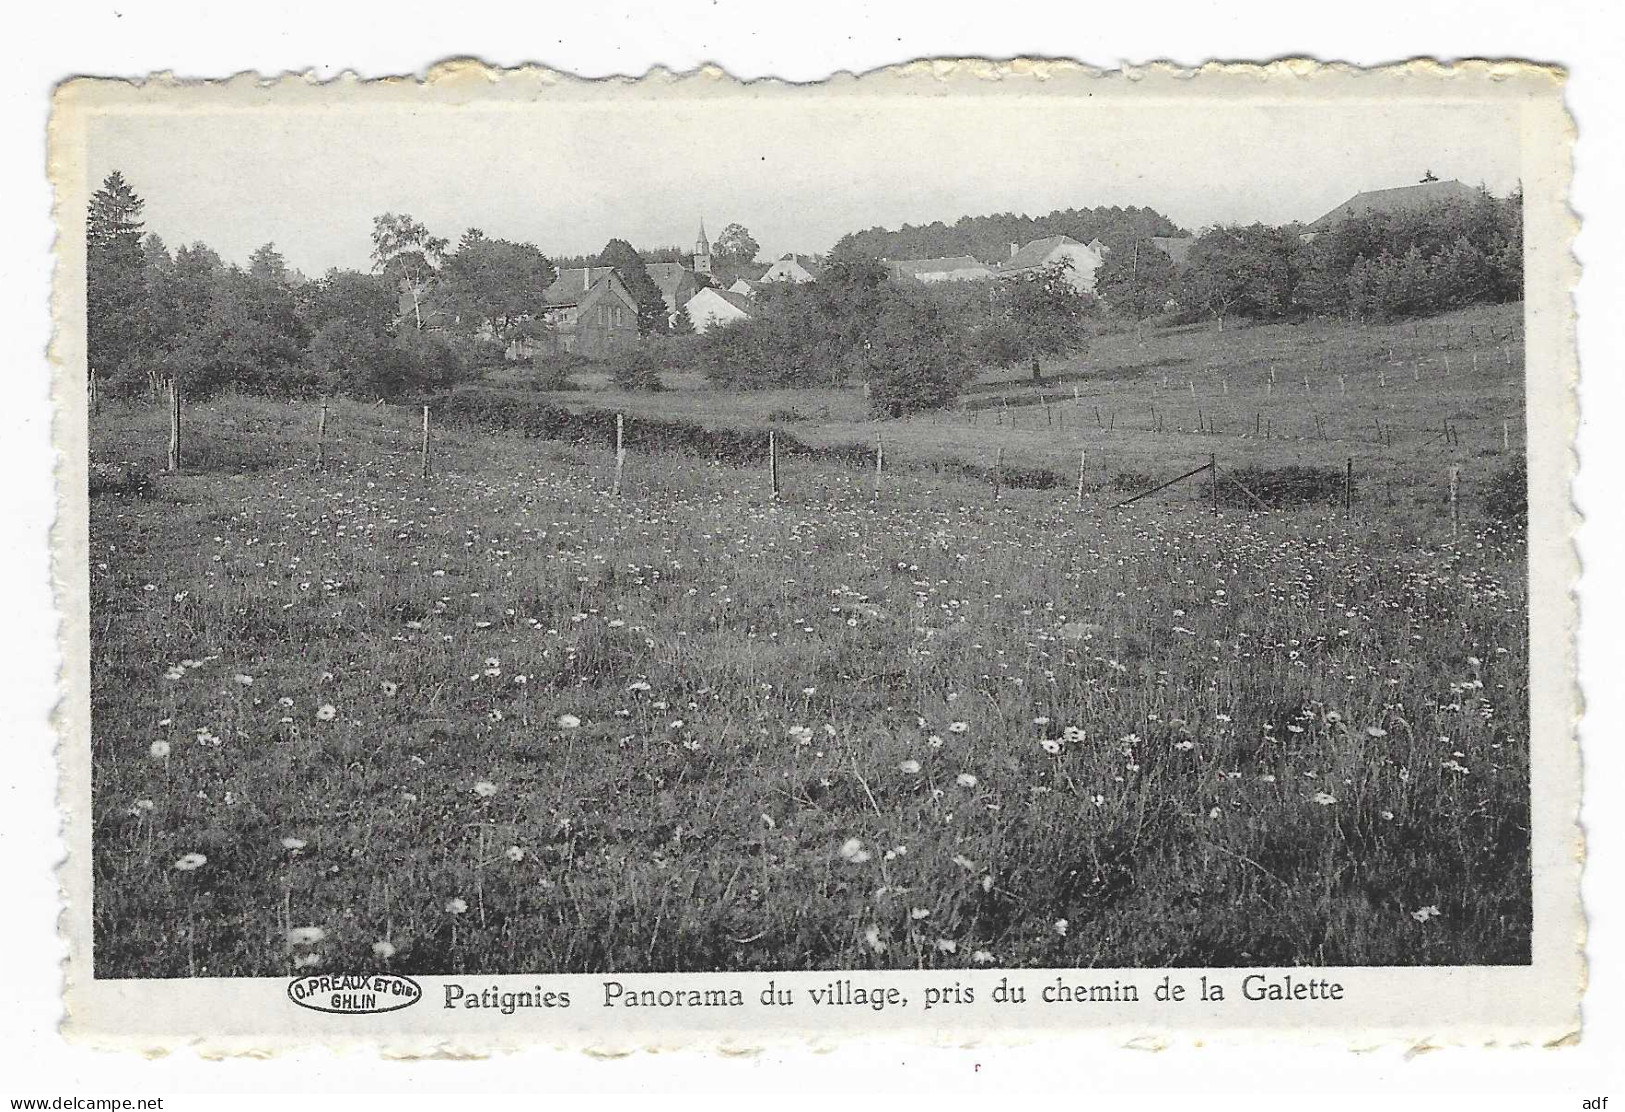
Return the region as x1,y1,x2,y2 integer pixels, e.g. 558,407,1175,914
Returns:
1308,179,1481,231
1003,235,1083,272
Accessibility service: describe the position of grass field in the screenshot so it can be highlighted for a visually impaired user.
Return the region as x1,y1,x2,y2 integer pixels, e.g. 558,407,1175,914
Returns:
88,304,1530,977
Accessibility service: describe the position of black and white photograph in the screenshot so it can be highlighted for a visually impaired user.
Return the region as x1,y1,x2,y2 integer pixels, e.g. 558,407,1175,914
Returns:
53,61,1578,1042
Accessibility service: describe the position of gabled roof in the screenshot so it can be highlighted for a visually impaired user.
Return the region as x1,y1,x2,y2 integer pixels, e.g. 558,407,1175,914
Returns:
1003,235,1086,272
1308,179,1481,231
766,253,823,278
644,261,695,301
701,288,755,314
888,255,992,278
544,266,616,306
577,270,639,313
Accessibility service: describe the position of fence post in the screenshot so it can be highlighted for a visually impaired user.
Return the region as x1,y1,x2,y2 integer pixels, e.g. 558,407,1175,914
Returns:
993,446,1003,501
613,412,625,496
89,371,99,416
769,430,780,502
1345,457,1353,511
420,405,430,480
1210,453,1218,515
1449,465,1460,539
874,433,884,498
316,400,328,470
1503,419,1510,453
1076,448,1086,509
166,378,182,473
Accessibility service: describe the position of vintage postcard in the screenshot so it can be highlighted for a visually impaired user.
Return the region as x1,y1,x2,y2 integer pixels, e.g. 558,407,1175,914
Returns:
51,60,1579,1051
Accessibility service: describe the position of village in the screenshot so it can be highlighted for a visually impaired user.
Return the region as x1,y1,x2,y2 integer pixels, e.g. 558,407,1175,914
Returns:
508,175,1490,359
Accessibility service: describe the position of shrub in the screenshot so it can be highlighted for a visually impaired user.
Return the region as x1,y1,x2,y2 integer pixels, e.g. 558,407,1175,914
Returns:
88,461,155,498
609,343,665,392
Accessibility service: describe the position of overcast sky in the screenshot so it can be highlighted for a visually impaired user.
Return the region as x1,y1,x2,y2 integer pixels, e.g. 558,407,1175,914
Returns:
86,93,1522,276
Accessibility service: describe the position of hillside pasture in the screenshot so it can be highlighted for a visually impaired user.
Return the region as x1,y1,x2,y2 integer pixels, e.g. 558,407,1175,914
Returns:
88,302,1531,975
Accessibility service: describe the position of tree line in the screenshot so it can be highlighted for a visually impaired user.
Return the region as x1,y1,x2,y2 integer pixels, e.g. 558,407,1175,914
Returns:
85,171,720,400
830,205,1186,266
695,251,1093,415
1093,186,1523,332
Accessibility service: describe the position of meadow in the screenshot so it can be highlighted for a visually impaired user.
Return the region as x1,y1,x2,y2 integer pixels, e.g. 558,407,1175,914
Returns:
88,305,1530,977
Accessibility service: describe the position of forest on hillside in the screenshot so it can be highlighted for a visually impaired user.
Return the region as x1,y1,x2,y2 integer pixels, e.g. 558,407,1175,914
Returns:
829,205,1187,263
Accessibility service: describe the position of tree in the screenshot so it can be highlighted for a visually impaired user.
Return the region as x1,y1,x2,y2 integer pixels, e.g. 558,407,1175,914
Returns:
440,236,556,339
597,238,668,335
713,223,761,267
370,213,448,331
86,171,149,380
978,262,1093,373
248,242,290,285
1095,239,1178,339
1180,225,1300,330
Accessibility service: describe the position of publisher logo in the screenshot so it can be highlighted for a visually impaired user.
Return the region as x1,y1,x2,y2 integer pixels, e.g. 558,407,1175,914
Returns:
287,973,423,1015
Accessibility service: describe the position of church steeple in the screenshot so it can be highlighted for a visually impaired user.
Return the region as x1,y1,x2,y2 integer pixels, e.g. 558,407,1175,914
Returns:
694,218,712,277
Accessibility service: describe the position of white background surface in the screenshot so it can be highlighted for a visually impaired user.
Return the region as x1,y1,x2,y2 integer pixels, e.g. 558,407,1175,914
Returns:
2,2,1619,1103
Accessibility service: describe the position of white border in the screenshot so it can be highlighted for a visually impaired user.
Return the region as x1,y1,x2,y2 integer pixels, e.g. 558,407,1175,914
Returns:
4,0,1622,1101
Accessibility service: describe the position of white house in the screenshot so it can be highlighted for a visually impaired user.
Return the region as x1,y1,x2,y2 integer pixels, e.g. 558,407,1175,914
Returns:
760,253,821,283
685,287,756,334
999,235,1106,294
887,255,995,283
728,277,767,298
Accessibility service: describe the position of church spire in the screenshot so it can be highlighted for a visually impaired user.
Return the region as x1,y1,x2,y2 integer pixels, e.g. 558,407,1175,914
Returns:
694,217,712,276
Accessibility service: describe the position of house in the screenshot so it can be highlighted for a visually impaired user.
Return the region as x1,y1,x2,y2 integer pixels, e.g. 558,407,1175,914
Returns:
887,255,995,283
685,287,755,334
728,277,767,298
1150,235,1195,268
1302,178,1482,241
530,271,640,357
760,253,822,284
998,235,1106,293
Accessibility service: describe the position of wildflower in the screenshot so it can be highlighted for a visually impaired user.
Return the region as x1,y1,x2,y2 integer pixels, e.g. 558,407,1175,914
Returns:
286,926,327,946
278,697,294,708
1411,905,1442,923
972,950,996,964
148,740,171,759
557,714,581,729
381,681,398,696
1091,794,1105,806
472,780,499,798
315,704,337,721
280,837,307,851
927,734,944,748
948,722,969,734
1312,792,1338,806
1040,739,1062,755
487,710,503,723
1063,726,1086,742
293,952,323,970
371,940,397,960
898,759,922,774
951,854,978,872
910,908,931,920
1032,716,1050,726
1366,726,1388,738
1209,807,1222,819
445,897,469,914
172,852,207,871
956,773,978,789
234,674,254,686
839,838,871,864
863,925,886,954
505,846,525,863
1054,918,1069,936
935,938,958,954
1381,810,1395,820
627,680,651,693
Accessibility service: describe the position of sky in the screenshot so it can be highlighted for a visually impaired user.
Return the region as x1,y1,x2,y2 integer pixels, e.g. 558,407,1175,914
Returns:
85,91,1523,277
